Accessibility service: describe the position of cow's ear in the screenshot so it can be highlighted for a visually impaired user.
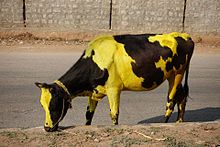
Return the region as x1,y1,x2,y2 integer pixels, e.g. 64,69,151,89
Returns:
35,82,44,88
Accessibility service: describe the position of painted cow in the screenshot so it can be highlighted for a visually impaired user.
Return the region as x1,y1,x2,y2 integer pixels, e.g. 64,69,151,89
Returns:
35,32,194,132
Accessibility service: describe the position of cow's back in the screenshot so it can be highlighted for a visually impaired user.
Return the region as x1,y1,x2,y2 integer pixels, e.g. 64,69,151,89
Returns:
83,32,193,91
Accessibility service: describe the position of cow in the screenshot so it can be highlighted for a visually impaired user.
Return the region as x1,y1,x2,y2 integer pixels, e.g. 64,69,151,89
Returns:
35,32,194,132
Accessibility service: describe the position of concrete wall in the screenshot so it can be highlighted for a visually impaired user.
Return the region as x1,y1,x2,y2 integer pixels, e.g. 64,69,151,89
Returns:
185,0,220,35
112,0,184,33
25,0,110,30
0,0,24,28
0,0,219,35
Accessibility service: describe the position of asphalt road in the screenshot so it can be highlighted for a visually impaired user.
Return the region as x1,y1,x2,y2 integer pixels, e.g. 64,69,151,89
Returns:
0,50,220,129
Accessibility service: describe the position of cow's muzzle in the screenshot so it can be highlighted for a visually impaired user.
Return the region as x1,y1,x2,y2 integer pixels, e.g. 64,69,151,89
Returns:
44,124,58,132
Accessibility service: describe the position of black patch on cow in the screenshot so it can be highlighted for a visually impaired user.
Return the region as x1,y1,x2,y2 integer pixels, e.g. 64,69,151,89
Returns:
172,37,188,70
166,61,173,72
91,50,95,56
85,106,95,125
58,51,109,96
48,84,69,124
114,34,173,89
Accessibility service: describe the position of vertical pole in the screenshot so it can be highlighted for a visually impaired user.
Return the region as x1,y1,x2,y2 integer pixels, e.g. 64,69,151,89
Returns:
182,0,187,32
109,0,113,30
23,0,26,27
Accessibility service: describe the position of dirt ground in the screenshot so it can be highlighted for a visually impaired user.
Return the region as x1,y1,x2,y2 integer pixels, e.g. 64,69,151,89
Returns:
0,31,220,147
0,31,220,53
0,123,220,147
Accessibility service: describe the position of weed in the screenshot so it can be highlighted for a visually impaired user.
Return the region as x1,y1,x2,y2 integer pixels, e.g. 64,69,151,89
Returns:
215,136,220,144
0,131,17,138
104,127,132,135
164,136,189,147
197,143,213,147
48,139,57,147
104,127,118,133
85,131,97,139
111,135,147,147
177,141,188,147
18,131,29,142
150,126,160,134
164,136,177,147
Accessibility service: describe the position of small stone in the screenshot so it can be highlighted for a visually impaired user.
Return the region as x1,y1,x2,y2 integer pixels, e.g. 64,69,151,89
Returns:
101,133,109,137
87,134,92,138
94,138,99,142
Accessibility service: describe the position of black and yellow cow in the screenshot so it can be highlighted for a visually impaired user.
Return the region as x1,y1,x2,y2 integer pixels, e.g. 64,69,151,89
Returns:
36,32,194,132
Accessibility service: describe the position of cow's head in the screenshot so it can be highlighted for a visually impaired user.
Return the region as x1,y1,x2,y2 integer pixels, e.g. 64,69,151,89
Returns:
35,82,71,132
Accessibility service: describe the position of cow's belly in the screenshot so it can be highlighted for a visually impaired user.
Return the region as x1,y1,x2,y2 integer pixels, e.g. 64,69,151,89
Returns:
116,61,168,91
121,77,146,91
121,71,166,91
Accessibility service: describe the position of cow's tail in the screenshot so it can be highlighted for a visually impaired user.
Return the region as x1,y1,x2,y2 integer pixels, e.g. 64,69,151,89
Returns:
183,64,189,98
184,37,194,99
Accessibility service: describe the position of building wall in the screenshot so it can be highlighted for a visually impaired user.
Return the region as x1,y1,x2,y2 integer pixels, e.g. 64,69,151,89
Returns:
185,0,220,35
0,0,24,28
0,0,219,34
112,0,184,33
25,0,110,30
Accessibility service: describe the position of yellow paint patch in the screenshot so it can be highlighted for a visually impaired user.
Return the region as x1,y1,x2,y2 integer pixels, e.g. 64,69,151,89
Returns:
148,32,190,56
166,102,172,108
40,88,53,128
170,32,190,41
107,87,120,117
179,104,183,111
83,35,144,90
92,85,106,101
87,97,97,112
169,74,184,100
83,36,117,70
176,118,183,123
155,56,173,79
165,109,173,117
114,42,145,90
95,85,106,94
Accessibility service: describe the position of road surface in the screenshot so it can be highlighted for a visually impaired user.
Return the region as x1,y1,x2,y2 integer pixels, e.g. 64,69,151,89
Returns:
0,46,220,129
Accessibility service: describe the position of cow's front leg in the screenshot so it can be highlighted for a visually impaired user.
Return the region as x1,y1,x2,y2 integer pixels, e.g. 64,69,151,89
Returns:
85,96,98,125
165,98,176,123
107,88,121,125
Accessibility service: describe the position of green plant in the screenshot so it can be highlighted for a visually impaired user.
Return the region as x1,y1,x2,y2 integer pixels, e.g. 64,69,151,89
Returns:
0,131,17,138
111,135,147,147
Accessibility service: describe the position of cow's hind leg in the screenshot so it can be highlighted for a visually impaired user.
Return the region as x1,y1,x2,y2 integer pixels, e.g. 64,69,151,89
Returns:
176,84,187,123
165,73,184,122
85,96,98,125
107,88,121,125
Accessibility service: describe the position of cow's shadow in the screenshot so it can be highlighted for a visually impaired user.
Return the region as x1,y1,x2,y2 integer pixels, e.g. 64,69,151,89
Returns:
58,125,75,130
138,107,220,124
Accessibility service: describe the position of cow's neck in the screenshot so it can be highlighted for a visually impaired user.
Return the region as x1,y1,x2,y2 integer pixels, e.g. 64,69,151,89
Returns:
58,59,92,96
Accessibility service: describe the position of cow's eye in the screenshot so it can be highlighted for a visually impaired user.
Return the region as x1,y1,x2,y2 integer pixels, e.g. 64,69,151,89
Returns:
49,87,55,94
